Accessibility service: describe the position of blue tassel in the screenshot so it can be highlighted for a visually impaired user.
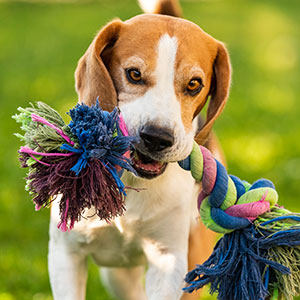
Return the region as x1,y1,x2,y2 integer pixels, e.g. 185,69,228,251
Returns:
65,101,137,176
183,224,296,300
61,144,88,176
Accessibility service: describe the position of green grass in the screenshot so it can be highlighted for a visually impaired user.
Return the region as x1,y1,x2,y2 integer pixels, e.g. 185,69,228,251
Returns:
0,0,299,299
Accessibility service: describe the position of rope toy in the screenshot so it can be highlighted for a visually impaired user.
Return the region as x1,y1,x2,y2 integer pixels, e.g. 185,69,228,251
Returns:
179,142,300,300
14,101,300,300
13,101,136,231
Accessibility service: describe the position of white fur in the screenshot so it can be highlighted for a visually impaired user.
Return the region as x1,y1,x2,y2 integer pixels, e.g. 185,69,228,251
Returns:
138,0,160,14
49,34,200,300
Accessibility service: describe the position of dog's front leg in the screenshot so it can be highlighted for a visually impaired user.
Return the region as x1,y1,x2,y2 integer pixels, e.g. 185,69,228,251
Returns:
144,241,187,300
48,219,88,300
142,213,189,300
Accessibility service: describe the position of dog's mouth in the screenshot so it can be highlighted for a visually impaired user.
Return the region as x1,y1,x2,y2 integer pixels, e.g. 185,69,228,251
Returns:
130,149,167,179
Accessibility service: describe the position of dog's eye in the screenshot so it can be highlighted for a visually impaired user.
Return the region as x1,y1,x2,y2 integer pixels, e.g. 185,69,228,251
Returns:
186,78,203,96
125,68,143,84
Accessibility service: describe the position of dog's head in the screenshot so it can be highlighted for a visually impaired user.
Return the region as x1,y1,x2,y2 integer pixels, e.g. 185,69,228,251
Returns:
75,14,231,179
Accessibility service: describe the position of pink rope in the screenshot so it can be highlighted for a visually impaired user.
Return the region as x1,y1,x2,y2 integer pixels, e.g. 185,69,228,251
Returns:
200,146,217,194
28,153,51,166
35,204,42,211
225,191,270,221
31,113,74,145
225,200,270,221
20,146,75,157
198,190,208,210
118,114,129,136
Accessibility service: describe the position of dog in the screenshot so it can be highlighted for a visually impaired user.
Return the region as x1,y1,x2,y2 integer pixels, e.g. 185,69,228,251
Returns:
48,0,231,299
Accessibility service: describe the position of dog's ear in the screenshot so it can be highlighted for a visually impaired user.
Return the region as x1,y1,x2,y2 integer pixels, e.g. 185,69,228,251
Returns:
195,42,231,144
75,20,123,111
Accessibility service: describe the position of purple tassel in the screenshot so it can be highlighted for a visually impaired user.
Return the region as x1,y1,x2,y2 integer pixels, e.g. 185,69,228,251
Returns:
23,153,126,231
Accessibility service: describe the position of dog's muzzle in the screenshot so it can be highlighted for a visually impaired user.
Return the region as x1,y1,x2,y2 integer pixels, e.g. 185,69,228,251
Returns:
130,125,175,179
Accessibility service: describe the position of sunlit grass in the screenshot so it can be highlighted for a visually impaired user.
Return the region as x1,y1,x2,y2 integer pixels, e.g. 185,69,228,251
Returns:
1,0,299,299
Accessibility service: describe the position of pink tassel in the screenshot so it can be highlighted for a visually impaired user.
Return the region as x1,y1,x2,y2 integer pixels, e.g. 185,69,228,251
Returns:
20,146,75,157
118,114,129,136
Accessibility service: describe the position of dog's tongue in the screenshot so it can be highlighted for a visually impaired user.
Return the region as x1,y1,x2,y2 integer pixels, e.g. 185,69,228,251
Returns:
132,150,164,172
134,158,163,172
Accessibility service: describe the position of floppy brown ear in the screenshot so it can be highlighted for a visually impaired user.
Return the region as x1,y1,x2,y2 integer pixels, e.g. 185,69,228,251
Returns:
195,42,231,144
75,20,123,111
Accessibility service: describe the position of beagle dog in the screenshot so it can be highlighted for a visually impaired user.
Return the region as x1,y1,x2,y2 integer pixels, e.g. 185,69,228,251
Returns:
48,0,231,299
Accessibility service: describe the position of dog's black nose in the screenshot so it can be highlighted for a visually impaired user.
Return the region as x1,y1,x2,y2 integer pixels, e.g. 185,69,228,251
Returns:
140,126,174,152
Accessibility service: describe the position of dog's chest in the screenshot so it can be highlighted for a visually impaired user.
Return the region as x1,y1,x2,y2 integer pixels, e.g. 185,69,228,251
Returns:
50,163,198,268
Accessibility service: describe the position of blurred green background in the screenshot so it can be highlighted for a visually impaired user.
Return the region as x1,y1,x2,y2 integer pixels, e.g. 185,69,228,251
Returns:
0,0,299,299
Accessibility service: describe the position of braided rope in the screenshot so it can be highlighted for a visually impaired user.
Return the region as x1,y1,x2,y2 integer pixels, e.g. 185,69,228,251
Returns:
178,141,278,233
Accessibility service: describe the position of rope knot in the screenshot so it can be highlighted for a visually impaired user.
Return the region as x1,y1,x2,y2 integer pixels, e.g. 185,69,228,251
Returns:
178,142,278,233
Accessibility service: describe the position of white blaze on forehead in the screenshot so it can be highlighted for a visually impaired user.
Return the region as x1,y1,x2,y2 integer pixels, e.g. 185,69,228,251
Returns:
154,34,178,96
149,33,180,124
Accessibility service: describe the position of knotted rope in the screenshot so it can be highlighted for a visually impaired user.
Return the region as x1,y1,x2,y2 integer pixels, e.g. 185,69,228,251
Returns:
178,142,278,234
178,141,300,300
